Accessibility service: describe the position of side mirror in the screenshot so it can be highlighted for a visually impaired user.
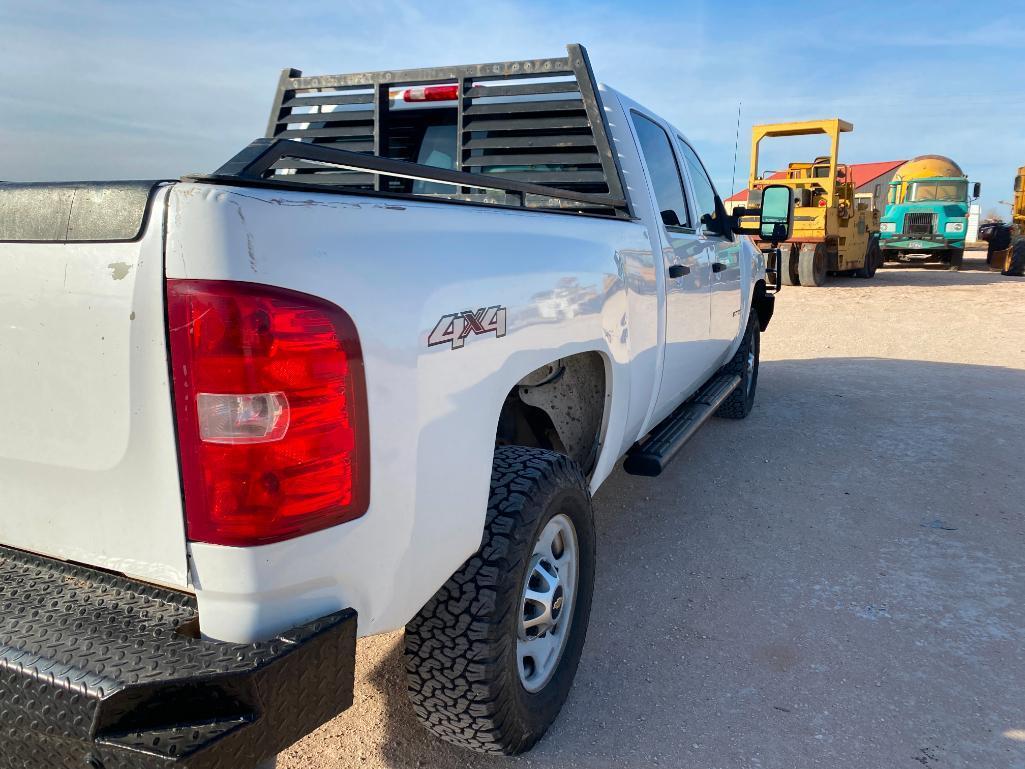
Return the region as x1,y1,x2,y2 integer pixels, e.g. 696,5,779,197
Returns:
759,184,794,243
660,209,682,227
697,196,731,238
972,182,982,199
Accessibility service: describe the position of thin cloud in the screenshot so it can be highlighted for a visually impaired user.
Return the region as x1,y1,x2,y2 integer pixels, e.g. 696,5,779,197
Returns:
2,0,1022,212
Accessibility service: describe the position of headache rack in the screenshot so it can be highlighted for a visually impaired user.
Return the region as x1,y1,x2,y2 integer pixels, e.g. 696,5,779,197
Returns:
191,44,632,219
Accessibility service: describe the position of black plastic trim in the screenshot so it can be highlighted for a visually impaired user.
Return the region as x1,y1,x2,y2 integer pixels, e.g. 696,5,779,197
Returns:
754,291,775,330
196,138,626,210
184,172,636,223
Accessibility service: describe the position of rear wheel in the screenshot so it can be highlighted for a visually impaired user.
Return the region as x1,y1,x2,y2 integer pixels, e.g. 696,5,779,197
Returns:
716,312,760,419
798,242,828,287
855,238,881,278
780,244,800,286
405,447,596,755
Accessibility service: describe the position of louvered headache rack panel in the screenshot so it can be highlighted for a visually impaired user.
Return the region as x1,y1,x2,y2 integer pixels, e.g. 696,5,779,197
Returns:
248,43,631,218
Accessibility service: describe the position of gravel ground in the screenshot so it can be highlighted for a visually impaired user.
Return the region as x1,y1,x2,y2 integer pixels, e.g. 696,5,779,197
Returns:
280,253,1025,769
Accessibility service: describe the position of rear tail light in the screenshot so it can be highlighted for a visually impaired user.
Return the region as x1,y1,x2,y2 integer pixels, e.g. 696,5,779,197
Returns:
402,84,461,102
166,279,369,547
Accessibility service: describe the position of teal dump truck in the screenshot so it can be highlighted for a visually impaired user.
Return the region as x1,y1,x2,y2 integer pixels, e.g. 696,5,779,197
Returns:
879,155,980,271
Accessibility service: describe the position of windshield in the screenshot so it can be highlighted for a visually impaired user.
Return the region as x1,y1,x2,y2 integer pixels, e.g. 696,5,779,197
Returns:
907,180,967,202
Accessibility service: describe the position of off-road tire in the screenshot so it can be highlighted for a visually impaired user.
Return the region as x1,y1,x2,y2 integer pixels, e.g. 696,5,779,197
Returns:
798,242,828,286
948,247,964,272
715,311,760,419
780,244,800,286
404,446,596,755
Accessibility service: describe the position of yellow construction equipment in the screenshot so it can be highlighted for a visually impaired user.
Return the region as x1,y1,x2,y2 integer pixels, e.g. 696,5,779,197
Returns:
741,119,881,287
1013,165,1025,234
1006,165,1025,275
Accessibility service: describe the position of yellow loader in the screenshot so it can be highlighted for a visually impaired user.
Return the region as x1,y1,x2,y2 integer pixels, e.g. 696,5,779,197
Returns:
741,119,881,287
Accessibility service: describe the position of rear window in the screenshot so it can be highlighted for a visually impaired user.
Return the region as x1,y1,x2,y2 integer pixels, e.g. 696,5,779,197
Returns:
413,124,458,194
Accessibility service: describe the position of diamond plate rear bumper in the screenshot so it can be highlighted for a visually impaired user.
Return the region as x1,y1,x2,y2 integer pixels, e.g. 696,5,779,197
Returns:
0,545,357,769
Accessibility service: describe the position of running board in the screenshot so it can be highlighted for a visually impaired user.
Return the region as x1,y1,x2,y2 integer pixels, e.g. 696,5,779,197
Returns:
623,373,742,477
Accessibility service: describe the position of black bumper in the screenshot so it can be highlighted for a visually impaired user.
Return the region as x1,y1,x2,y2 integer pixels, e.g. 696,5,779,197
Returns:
0,545,357,769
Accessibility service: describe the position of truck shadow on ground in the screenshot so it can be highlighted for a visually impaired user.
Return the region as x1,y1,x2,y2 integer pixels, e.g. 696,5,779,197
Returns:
297,357,1025,769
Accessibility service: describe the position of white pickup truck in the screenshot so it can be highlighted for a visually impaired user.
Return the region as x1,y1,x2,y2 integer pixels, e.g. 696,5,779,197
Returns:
0,45,792,767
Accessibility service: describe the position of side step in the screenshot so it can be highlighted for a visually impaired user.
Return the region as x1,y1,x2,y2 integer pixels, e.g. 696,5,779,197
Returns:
623,373,741,477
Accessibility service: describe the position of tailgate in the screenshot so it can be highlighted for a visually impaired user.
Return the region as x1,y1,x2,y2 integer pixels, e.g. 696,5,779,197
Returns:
0,182,189,587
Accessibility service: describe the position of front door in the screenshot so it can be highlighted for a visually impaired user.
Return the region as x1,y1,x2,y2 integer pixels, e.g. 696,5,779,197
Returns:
678,139,743,358
630,112,716,424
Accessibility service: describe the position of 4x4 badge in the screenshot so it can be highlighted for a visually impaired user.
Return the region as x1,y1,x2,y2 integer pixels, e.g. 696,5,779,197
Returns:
428,306,507,349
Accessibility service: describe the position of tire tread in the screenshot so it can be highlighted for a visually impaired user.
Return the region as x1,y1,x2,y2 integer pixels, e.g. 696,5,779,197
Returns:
404,446,592,755
715,312,759,419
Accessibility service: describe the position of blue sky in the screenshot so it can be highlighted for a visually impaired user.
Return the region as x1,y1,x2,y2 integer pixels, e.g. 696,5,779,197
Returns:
2,0,1023,215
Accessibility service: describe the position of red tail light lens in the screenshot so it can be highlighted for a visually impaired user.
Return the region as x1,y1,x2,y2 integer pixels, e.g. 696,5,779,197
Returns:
166,279,369,547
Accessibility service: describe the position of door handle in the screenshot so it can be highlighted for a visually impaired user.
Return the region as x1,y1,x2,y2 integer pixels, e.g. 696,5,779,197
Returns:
668,264,690,279
712,262,727,273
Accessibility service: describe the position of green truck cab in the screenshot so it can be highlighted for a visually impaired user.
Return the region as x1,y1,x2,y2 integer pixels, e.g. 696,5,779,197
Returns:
879,155,979,271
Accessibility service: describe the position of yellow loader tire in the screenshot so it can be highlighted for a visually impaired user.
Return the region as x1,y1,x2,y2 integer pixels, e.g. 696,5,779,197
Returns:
780,244,801,286
855,237,881,279
798,243,828,287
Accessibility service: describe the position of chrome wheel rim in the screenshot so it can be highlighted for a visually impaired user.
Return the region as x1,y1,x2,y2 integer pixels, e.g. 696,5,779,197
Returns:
517,513,579,693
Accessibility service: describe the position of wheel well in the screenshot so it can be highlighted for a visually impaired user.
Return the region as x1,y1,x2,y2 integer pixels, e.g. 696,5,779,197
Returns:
495,352,608,475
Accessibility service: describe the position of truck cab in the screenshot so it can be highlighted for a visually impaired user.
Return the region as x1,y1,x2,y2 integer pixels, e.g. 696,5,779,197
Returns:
879,155,979,270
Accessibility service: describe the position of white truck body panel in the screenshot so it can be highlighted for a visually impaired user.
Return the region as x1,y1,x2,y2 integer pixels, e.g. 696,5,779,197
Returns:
167,177,658,640
0,186,190,587
0,85,765,644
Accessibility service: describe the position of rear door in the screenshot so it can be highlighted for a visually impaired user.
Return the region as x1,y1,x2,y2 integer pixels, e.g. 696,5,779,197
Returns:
677,139,743,358
629,111,716,422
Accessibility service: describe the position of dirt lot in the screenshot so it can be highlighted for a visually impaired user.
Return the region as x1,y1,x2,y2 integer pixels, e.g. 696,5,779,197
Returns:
280,253,1025,769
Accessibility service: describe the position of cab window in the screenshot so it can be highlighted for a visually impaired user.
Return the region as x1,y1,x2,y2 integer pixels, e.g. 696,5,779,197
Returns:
677,140,720,235
631,112,691,229
412,123,458,194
